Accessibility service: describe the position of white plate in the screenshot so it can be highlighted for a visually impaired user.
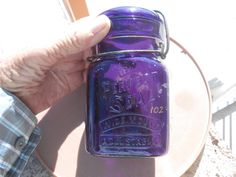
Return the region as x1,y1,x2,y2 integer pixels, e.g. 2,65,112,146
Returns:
36,38,211,177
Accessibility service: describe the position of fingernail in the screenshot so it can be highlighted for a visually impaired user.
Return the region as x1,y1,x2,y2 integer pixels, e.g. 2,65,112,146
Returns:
91,15,110,35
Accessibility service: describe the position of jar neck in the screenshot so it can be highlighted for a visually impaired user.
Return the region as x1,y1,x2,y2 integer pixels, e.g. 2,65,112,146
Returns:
93,36,163,57
88,50,160,63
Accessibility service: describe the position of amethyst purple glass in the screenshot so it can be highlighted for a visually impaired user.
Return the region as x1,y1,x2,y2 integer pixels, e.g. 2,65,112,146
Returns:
86,6,169,157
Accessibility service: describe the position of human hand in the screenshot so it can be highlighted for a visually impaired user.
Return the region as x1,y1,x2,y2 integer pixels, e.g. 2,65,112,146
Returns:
0,15,110,114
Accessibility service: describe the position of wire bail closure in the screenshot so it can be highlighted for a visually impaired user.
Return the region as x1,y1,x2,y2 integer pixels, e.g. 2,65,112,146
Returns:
88,9,169,62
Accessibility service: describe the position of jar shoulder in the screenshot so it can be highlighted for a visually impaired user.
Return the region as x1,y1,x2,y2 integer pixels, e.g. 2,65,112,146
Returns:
88,56,168,74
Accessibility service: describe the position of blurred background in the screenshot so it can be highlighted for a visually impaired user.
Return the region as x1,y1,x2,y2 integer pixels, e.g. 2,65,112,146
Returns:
0,0,235,156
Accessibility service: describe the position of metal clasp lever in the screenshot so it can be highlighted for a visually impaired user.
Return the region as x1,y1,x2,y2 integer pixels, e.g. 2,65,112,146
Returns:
154,10,170,59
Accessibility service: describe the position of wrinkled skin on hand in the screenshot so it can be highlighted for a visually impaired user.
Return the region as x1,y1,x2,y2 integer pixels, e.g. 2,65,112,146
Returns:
0,15,110,114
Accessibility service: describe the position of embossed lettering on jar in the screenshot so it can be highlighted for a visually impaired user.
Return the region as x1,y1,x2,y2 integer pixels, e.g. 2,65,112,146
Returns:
86,6,169,157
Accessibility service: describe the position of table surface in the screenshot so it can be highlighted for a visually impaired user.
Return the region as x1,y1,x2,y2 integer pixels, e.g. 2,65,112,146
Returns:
22,125,236,177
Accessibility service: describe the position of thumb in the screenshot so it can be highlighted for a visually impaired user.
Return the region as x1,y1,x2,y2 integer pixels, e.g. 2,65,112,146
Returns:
49,15,110,58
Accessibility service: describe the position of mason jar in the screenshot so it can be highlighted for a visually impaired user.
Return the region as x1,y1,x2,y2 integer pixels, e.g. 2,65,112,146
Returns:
86,6,169,157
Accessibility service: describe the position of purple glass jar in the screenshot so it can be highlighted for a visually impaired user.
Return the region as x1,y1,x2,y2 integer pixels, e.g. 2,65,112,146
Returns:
86,6,169,157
